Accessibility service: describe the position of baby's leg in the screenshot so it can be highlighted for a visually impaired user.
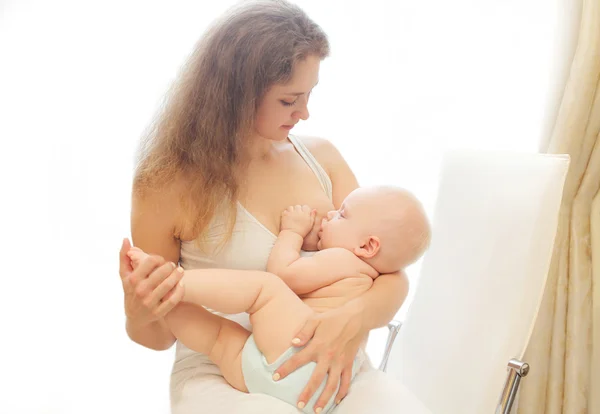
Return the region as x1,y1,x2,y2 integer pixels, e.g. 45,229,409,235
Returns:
127,247,312,383
127,247,251,391
180,269,314,364
164,303,251,392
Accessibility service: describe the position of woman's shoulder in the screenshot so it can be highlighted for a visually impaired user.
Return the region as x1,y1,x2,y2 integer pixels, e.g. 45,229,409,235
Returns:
294,135,344,174
295,135,333,151
294,135,359,207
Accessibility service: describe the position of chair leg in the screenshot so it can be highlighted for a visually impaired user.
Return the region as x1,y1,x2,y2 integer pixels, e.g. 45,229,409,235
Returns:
378,320,402,372
495,358,530,414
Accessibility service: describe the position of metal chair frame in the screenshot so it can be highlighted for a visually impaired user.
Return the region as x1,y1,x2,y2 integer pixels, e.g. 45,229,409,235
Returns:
378,320,528,413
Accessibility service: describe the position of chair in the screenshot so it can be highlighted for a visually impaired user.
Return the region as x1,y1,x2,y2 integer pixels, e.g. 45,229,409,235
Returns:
377,150,570,413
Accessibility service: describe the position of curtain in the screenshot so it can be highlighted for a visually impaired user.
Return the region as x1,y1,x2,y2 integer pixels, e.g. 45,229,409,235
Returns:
518,0,600,412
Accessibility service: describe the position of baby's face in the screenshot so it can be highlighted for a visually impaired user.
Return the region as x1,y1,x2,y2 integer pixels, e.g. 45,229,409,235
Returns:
318,186,430,271
317,188,382,251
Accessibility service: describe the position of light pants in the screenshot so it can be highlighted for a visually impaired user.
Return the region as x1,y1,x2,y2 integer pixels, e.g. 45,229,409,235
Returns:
171,355,432,414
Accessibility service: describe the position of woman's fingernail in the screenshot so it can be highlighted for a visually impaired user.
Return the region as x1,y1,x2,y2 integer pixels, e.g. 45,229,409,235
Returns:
316,408,322,413
170,262,177,269
272,373,280,381
178,280,184,288
335,400,341,405
292,338,301,345
297,402,305,409
177,266,184,273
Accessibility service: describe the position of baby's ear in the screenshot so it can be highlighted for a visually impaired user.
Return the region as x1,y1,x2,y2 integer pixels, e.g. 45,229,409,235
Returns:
354,236,380,259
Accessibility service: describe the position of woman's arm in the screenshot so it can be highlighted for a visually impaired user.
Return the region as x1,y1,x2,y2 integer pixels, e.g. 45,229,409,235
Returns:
120,239,182,350
122,182,185,350
126,313,174,350
345,270,409,330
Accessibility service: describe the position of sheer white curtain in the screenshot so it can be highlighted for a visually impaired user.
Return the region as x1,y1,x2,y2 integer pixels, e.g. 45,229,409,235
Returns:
0,0,576,412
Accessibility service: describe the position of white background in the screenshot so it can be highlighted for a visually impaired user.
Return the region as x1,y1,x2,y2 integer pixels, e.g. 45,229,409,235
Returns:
0,0,578,412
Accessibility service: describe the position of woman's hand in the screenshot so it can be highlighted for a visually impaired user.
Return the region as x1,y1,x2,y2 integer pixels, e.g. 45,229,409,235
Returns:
119,238,185,326
273,301,366,412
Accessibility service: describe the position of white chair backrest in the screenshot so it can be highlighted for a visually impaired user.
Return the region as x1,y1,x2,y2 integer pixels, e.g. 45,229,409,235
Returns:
388,150,570,414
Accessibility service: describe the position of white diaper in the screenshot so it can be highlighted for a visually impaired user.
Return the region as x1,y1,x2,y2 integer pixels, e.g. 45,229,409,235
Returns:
241,334,364,414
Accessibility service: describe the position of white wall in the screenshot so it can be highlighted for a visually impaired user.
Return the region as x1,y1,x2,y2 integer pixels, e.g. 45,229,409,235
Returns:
0,0,578,412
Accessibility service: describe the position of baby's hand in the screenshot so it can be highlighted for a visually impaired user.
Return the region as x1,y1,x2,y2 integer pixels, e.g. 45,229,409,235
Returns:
127,246,149,270
280,205,316,237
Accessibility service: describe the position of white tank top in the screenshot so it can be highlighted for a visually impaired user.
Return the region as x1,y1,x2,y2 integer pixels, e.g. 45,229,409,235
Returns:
172,135,333,374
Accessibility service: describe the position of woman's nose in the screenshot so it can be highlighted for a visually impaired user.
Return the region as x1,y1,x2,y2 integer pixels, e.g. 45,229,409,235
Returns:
293,97,310,121
297,105,309,120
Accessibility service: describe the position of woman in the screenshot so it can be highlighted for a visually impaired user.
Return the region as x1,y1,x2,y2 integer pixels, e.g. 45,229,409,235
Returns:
118,1,428,412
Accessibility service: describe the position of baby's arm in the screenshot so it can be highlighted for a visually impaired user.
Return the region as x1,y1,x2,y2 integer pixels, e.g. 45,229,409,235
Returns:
267,205,358,294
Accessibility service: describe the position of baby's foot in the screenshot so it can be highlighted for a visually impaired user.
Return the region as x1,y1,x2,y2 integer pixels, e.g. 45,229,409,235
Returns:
127,246,149,269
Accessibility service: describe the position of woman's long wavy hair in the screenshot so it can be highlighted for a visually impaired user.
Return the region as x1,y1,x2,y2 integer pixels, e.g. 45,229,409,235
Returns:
133,0,329,248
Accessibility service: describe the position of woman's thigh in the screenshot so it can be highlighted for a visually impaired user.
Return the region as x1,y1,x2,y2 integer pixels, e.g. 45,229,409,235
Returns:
334,369,432,414
171,371,300,414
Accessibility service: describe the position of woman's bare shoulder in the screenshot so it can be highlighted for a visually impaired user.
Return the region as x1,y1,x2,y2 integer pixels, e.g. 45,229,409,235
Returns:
296,135,336,159
295,135,359,207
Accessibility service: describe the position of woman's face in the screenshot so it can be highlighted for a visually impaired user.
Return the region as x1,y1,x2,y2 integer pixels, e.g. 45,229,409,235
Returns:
254,55,321,141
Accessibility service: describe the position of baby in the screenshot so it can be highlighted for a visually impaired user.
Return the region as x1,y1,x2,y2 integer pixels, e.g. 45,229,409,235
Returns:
128,186,430,414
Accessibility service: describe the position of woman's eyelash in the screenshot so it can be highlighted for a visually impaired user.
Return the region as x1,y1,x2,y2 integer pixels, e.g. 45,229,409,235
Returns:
281,100,297,107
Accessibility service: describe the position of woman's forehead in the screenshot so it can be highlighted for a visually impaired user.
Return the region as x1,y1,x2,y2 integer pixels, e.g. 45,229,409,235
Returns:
283,57,321,88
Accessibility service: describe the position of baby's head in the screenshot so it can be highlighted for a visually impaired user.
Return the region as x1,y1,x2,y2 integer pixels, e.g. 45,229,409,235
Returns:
317,186,431,273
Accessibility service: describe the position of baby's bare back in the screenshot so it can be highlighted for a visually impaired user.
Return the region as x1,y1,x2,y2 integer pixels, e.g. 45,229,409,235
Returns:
299,273,374,313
